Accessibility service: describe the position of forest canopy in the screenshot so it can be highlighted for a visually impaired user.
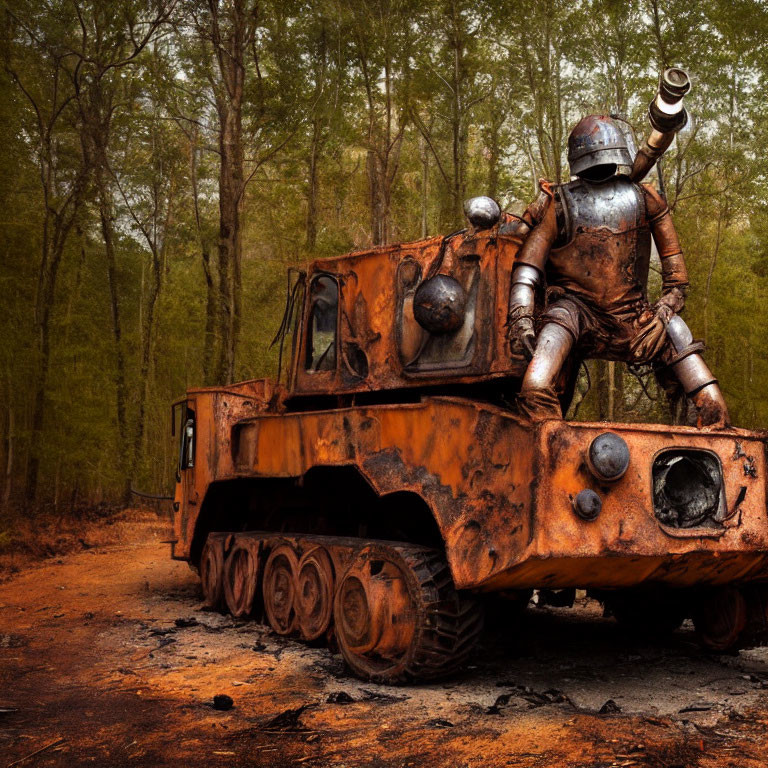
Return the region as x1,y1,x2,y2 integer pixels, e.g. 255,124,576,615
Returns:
2,0,768,510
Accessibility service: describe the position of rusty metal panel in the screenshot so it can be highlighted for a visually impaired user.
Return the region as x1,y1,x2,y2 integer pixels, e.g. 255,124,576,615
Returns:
173,388,768,593
480,421,768,590
173,379,275,559
291,227,527,398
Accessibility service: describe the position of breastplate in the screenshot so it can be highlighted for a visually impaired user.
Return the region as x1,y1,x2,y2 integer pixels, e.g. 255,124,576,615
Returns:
548,177,652,314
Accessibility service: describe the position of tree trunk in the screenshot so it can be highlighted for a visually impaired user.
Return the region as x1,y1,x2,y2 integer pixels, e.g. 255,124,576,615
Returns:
214,111,243,384
211,1,248,385
487,121,500,200
449,13,466,226
420,134,429,239
26,203,81,501
190,134,217,385
306,118,321,251
4,367,13,508
127,177,175,493
703,207,725,346
96,167,130,500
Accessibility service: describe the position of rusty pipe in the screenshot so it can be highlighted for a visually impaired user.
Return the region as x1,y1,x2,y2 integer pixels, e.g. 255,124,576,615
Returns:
630,68,691,183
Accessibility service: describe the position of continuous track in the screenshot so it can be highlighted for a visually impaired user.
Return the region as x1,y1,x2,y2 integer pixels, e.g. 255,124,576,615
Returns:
200,531,484,683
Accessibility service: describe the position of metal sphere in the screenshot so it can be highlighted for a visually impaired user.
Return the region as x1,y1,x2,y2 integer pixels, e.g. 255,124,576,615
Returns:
413,275,467,335
463,196,501,229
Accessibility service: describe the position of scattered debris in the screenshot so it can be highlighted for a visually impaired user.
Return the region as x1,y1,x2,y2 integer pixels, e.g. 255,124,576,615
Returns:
427,718,455,728
7,737,67,767
150,627,176,637
642,716,670,728
326,691,354,704
212,695,234,711
0,634,27,648
83,611,94,620
305,734,320,743
359,689,409,703
116,667,136,676
494,684,574,710
487,694,512,715
260,704,314,732
599,699,622,714
679,703,714,713
174,617,198,628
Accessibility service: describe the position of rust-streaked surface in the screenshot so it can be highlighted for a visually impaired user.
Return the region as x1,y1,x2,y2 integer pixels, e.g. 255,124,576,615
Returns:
172,378,275,552
171,210,766,599
174,388,768,592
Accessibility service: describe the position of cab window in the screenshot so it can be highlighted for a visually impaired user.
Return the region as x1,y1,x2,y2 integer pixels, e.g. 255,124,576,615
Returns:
179,406,195,470
306,275,338,372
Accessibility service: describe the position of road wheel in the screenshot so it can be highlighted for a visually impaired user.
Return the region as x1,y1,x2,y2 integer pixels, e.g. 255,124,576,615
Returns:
200,536,226,610
693,586,747,652
263,544,299,635
333,543,483,683
223,539,260,618
295,547,334,642
604,589,688,638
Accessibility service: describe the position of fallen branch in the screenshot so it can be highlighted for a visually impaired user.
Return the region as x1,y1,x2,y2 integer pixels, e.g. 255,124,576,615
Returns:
7,737,66,767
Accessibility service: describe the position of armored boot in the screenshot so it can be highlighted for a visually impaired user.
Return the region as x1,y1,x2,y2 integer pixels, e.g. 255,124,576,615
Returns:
666,315,730,428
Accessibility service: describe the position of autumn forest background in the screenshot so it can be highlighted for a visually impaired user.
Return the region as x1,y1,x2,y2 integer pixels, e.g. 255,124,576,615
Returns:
1,0,768,522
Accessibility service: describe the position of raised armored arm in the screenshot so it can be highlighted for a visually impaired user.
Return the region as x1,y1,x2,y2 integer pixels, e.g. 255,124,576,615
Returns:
630,68,691,183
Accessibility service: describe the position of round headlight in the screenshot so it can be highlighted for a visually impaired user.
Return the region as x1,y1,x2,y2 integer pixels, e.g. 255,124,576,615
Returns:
588,432,630,482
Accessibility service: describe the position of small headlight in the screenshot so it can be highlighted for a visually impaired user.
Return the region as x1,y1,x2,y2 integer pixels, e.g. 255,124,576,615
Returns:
573,489,602,521
588,432,630,482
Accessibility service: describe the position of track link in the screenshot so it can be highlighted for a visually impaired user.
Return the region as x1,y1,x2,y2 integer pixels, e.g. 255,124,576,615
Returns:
392,544,484,682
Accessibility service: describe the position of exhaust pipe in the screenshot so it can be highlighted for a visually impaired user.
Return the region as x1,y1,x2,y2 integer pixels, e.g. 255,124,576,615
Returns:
630,68,691,182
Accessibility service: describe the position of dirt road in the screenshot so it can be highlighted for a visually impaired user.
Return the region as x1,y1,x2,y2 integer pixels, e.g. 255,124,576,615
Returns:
2,523,768,767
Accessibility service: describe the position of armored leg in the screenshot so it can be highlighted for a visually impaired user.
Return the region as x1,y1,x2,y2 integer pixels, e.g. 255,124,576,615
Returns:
517,323,574,422
665,315,730,428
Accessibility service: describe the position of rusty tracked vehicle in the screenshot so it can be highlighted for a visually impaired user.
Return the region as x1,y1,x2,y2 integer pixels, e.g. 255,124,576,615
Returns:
170,218,768,683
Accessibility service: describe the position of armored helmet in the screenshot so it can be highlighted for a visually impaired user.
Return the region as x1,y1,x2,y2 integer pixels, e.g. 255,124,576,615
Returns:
567,115,633,177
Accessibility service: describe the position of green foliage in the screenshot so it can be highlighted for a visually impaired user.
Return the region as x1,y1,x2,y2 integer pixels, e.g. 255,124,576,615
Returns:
1,0,768,509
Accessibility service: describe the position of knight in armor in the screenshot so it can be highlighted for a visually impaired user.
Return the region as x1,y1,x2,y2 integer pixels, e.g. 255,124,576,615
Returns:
505,111,730,428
